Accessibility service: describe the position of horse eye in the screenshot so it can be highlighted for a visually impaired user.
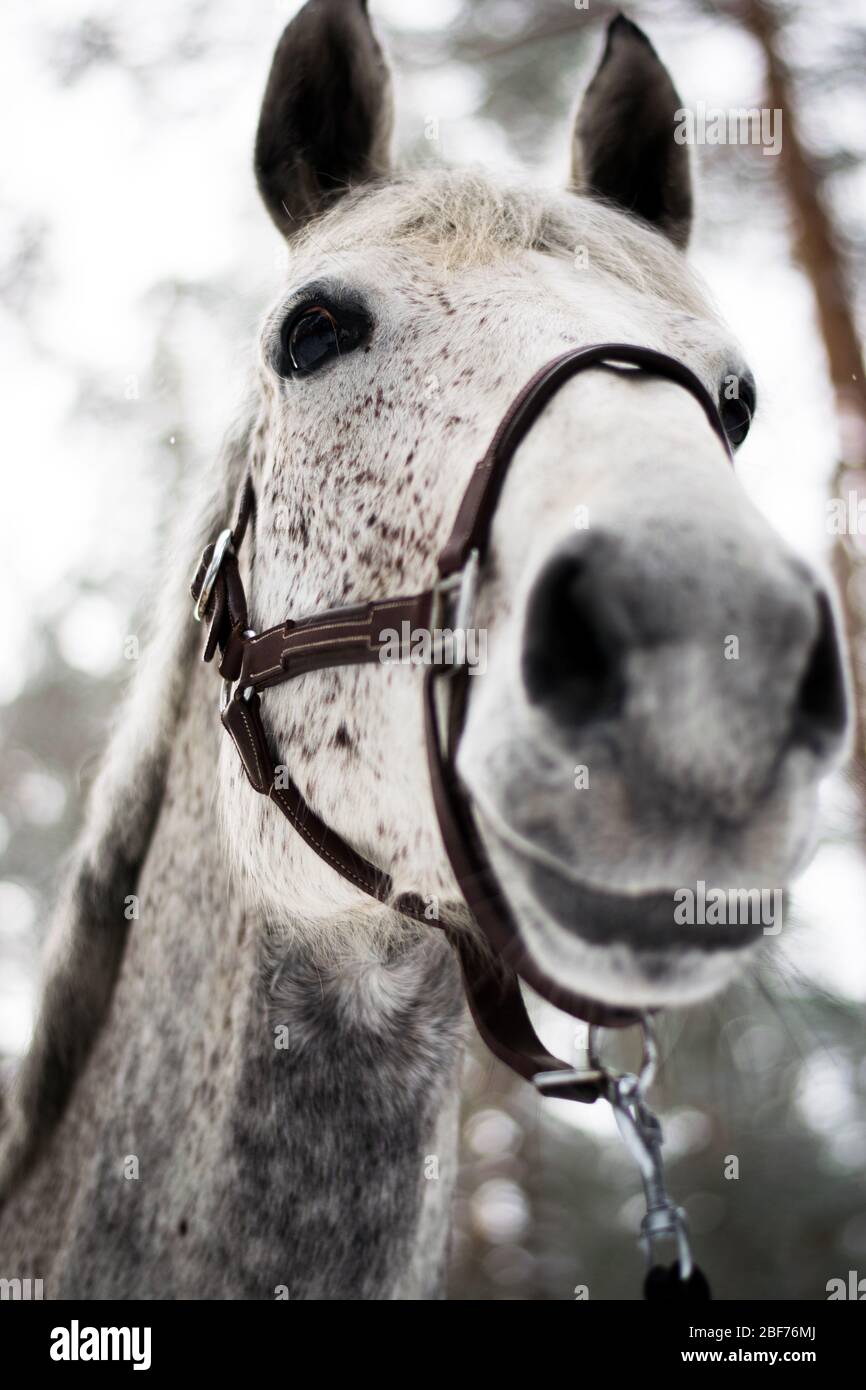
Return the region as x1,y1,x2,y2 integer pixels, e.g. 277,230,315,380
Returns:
279,302,370,376
719,376,756,449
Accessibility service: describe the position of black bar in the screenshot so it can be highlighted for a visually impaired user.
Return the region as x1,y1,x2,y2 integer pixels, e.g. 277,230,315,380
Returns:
0,1298,861,1374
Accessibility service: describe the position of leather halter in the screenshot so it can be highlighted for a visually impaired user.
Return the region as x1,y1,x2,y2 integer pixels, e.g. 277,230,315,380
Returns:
191,342,733,1104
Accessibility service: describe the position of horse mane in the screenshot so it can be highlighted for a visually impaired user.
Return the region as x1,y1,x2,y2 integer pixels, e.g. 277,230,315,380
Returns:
0,404,256,1200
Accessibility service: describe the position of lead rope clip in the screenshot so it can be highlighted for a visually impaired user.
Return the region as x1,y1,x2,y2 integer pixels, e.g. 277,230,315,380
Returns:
589,1016,711,1301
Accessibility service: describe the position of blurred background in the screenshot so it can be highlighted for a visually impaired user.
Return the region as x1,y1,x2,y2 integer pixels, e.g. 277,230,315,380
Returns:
1,0,865,1299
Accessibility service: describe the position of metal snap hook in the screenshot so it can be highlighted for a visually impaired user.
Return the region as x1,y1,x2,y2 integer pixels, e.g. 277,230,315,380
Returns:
588,1013,696,1284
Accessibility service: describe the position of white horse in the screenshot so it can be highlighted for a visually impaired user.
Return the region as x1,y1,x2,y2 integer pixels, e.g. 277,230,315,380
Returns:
0,3,847,1299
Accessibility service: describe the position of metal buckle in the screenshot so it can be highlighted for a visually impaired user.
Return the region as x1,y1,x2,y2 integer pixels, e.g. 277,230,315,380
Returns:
430,548,481,667
426,549,481,755
431,548,481,635
193,528,233,623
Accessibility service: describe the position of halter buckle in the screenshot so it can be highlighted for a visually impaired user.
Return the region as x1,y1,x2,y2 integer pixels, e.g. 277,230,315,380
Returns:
431,548,481,660
193,528,234,623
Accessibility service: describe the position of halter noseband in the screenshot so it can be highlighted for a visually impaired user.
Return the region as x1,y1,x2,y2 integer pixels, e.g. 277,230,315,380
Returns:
191,343,732,1103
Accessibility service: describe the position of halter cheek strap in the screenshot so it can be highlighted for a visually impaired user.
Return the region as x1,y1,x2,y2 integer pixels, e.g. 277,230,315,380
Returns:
191,343,732,1104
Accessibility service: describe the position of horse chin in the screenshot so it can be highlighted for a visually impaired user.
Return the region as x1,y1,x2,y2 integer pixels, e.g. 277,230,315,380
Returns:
480,830,765,1010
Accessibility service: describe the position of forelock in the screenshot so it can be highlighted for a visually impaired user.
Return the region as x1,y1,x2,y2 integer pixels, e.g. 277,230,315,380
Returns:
289,167,717,318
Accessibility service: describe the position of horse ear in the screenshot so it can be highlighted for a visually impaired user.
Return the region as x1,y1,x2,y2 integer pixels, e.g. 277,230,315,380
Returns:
571,15,692,248
254,0,393,237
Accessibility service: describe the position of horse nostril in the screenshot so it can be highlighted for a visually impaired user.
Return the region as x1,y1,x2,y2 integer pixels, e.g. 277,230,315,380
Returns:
522,545,626,726
793,590,848,751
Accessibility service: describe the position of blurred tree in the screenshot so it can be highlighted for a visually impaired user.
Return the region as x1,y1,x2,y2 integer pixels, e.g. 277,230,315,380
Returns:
732,0,866,782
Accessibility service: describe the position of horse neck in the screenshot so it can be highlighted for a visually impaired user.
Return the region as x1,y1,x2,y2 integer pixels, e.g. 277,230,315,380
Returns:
1,649,466,1298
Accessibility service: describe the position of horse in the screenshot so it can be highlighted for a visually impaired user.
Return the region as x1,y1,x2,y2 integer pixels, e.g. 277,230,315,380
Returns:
0,2,848,1299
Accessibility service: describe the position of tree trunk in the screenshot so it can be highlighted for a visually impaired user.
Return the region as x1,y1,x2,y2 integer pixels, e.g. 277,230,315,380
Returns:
737,0,866,771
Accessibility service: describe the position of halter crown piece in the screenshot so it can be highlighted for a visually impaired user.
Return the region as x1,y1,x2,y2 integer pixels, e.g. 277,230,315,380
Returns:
191,343,732,1299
